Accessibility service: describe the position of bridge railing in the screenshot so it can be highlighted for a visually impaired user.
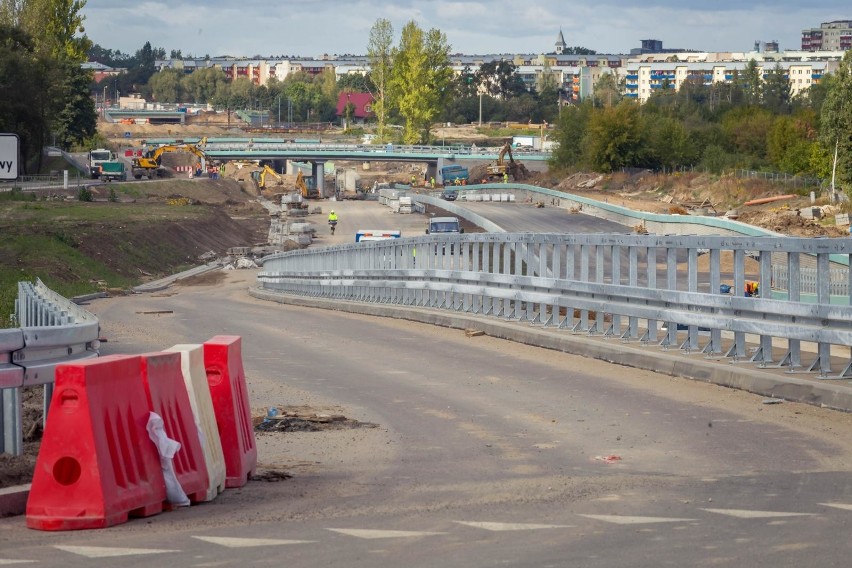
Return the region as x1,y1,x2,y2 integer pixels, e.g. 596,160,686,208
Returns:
258,232,852,380
1,279,100,455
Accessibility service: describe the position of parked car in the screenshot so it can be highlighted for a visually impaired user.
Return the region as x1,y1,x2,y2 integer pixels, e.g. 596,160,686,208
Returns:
440,189,458,201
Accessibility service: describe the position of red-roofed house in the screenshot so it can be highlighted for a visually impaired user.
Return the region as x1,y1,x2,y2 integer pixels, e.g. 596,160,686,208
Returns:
336,92,375,125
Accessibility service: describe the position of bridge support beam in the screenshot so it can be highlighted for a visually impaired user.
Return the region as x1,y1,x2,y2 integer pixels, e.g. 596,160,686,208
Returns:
312,160,326,198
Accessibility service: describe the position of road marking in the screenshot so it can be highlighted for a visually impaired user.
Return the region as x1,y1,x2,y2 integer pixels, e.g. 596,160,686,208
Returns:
193,536,315,548
579,515,696,525
54,546,177,558
455,521,573,531
819,503,852,511
702,509,815,519
0,561,36,566
327,529,446,539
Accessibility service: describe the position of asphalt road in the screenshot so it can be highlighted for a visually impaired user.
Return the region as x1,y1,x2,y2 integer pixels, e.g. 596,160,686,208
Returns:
2,269,852,567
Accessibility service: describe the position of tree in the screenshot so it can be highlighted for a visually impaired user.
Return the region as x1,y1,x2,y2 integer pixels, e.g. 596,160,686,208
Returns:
150,68,184,103
762,64,791,114
181,66,226,104
8,0,90,62
819,50,852,196
550,101,592,169
592,72,622,108
52,59,97,148
583,101,646,172
0,23,51,172
390,21,429,144
389,21,452,144
477,60,526,98
367,18,393,142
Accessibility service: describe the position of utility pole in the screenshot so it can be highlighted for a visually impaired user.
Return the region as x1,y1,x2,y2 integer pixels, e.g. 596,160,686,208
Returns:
478,92,483,126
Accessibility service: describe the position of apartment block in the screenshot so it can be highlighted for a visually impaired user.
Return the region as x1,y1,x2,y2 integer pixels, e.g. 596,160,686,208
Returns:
802,20,852,51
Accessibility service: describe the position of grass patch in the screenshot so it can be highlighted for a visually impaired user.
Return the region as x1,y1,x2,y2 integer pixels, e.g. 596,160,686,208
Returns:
0,235,133,327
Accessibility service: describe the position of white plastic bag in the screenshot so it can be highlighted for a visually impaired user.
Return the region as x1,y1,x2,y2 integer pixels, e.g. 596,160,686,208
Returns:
146,411,190,507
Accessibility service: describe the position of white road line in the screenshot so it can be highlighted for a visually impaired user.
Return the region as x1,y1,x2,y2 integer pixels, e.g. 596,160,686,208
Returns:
0,561,36,566
327,529,447,539
579,514,696,525
193,536,315,548
820,503,852,512
455,521,574,531
54,546,177,558
702,509,816,519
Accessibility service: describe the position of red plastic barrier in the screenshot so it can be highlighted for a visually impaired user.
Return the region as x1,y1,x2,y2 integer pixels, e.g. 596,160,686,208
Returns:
140,352,210,504
26,355,165,531
203,336,257,488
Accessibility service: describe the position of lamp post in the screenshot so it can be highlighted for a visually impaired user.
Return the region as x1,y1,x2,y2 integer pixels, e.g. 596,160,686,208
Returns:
478,92,483,127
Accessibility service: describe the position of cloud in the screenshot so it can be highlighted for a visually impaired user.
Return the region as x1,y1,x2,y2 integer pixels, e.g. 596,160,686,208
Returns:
81,0,852,57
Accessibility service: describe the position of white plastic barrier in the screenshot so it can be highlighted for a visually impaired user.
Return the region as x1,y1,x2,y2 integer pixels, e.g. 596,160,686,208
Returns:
481,194,491,202
164,344,226,501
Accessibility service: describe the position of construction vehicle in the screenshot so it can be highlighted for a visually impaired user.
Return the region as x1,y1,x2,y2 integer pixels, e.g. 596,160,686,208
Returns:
296,171,319,199
88,148,115,178
486,142,522,180
131,144,206,179
250,165,284,189
99,160,126,182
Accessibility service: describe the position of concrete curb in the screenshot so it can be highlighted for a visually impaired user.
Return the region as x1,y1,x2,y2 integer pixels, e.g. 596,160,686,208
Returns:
0,484,29,518
249,287,852,414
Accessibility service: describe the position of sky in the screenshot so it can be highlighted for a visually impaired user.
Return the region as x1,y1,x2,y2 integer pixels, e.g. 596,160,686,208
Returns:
81,1,851,59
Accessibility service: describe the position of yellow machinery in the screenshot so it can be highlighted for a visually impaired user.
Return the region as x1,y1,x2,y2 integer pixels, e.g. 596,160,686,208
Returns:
131,144,206,179
251,165,284,189
296,171,319,199
486,142,519,179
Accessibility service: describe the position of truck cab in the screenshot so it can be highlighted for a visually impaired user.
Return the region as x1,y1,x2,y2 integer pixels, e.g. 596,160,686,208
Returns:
426,217,463,234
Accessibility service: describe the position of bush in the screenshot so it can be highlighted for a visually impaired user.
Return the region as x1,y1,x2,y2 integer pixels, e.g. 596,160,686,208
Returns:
77,186,93,202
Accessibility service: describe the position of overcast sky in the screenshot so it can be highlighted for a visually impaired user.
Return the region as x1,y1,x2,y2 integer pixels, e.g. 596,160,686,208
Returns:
82,1,851,58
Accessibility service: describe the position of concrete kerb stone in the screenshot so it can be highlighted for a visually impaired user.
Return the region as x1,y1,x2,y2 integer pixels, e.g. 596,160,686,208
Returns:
249,287,852,414
0,484,30,518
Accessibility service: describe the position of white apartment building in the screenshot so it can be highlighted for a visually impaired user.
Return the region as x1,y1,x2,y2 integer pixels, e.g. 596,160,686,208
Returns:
624,50,843,103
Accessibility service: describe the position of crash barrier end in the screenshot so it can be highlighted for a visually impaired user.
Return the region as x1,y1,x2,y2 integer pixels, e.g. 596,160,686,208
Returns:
26,355,165,531
203,336,257,488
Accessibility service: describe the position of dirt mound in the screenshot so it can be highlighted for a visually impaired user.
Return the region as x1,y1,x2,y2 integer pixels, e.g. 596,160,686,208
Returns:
736,208,849,237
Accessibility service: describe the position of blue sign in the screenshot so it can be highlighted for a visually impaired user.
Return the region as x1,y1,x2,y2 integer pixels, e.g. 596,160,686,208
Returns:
124,131,131,138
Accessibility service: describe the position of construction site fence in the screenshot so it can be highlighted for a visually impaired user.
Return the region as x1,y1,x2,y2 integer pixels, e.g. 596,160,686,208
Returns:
1,279,100,455
258,232,852,385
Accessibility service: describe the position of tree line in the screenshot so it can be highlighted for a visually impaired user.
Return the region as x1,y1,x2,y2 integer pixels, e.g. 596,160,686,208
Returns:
0,0,96,173
3,4,851,192
550,52,852,193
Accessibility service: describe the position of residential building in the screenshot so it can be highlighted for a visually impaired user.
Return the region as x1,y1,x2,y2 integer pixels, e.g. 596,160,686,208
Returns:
624,48,841,103
801,20,852,51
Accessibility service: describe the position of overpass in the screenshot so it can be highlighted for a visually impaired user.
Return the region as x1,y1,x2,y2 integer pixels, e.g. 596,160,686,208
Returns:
140,137,552,196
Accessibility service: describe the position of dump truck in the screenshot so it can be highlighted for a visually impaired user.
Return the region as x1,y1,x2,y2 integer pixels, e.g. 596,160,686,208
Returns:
99,160,126,182
88,148,115,179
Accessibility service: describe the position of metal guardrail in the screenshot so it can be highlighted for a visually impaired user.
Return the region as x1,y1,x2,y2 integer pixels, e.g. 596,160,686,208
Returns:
1,279,100,455
258,232,852,382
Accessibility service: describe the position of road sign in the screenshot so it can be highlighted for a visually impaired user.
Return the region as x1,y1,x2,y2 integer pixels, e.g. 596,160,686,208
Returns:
124,131,131,138
0,133,19,180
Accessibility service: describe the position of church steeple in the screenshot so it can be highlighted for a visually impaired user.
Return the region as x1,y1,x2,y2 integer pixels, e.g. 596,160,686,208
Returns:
555,29,566,54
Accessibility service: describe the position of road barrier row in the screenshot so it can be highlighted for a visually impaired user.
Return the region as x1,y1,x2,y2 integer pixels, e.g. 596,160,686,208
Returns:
258,232,852,380
26,335,256,530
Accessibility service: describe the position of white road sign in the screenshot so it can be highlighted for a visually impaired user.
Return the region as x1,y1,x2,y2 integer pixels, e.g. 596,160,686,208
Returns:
0,133,20,180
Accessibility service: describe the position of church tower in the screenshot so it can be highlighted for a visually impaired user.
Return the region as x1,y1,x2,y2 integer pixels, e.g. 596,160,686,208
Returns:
555,29,566,54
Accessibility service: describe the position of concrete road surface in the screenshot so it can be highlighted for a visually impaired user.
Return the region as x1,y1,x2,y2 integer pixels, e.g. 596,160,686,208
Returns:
2,270,852,567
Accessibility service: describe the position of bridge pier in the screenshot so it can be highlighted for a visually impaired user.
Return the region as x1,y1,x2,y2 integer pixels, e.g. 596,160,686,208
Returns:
312,160,326,198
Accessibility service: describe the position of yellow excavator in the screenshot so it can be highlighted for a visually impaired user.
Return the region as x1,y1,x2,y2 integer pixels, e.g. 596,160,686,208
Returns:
486,142,521,180
131,144,206,179
251,165,284,189
296,171,319,199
